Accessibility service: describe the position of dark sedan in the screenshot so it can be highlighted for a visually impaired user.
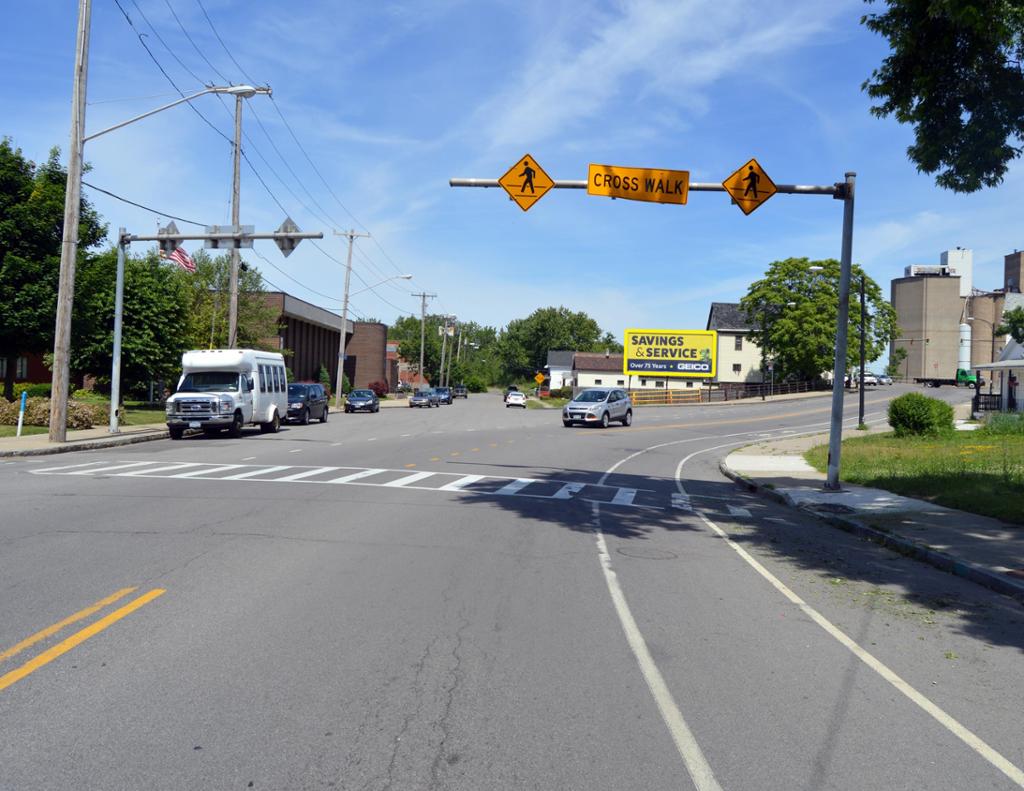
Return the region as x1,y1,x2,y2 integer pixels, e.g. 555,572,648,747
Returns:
345,389,380,413
435,387,453,405
287,383,329,424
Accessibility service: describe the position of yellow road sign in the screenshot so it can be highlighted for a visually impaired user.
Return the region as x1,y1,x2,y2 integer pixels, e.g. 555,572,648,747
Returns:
534,373,546,385
588,164,689,205
722,158,777,215
498,154,554,212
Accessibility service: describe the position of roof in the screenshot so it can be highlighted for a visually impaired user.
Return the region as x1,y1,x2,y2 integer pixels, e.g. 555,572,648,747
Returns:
973,360,1023,371
706,302,758,331
573,352,623,372
546,350,575,369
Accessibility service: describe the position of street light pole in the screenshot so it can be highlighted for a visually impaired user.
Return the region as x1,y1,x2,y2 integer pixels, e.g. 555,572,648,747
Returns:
108,229,127,432
49,0,92,442
334,229,371,411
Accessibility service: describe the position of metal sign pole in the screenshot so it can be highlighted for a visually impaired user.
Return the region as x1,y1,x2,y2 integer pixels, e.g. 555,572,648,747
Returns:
108,228,127,433
826,173,856,490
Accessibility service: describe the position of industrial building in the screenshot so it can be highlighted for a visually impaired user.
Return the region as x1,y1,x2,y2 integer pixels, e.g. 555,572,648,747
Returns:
890,250,1024,382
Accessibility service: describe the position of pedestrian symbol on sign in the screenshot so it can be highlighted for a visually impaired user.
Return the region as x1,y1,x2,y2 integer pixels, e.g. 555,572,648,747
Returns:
498,154,554,212
722,158,777,215
743,166,760,199
519,160,536,193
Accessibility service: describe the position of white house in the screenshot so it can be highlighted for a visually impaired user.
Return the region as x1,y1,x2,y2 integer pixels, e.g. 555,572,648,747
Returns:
544,350,575,390
706,302,764,384
975,339,1023,412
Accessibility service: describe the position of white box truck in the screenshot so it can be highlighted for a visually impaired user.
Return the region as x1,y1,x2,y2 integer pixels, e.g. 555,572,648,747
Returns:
165,349,288,439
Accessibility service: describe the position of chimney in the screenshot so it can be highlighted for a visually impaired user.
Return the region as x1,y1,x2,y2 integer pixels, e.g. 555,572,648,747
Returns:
605,349,610,358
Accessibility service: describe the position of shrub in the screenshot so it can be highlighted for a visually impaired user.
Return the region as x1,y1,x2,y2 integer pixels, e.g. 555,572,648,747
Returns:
983,413,1024,436
0,397,105,429
463,376,488,393
318,363,332,396
367,379,389,397
549,386,573,399
11,382,52,399
888,392,954,437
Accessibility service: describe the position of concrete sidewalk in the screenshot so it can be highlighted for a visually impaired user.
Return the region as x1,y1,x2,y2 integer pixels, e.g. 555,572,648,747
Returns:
0,423,169,457
721,429,1024,603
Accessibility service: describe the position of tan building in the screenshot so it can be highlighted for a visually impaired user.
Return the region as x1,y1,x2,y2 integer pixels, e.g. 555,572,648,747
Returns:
705,303,764,383
264,292,352,386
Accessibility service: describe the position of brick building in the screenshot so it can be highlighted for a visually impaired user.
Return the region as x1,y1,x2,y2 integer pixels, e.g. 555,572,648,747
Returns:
345,321,389,390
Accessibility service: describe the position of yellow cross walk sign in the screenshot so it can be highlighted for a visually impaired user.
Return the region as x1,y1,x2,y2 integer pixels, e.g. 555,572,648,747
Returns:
498,154,554,212
722,158,777,215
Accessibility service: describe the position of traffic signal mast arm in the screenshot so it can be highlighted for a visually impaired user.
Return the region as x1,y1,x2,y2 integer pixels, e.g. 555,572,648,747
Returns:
450,178,843,197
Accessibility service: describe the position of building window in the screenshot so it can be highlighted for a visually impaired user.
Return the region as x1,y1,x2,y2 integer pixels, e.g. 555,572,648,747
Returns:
686,381,694,388
655,380,664,388
732,363,742,374
594,378,602,385
617,379,624,386
734,335,743,351
641,379,648,386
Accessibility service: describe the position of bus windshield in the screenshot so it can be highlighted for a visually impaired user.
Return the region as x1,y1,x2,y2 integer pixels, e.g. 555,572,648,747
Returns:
178,371,240,393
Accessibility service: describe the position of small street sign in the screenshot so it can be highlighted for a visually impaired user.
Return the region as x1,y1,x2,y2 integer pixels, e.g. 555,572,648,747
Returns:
498,154,553,212
204,224,255,249
587,164,689,205
534,373,545,385
274,217,303,258
722,158,777,215
156,221,182,253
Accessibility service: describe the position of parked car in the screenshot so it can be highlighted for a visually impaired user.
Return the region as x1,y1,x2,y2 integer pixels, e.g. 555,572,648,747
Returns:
287,382,329,425
435,386,454,405
505,391,527,408
877,373,894,385
562,388,632,428
409,389,439,408
503,385,519,402
345,389,380,413
452,385,468,399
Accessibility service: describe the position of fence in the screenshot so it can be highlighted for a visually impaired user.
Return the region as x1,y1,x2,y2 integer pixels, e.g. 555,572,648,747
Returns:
621,380,826,406
973,393,1003,413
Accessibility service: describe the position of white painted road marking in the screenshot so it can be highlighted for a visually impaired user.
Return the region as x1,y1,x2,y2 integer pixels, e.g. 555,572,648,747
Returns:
221,465,291,480
171,464,245,479
439,474,485,491
327,468,387,484
67,461,158,475
671,492,692,511
495,478,537,496
383,471,435,488
726,505,751,517
275,466,336,482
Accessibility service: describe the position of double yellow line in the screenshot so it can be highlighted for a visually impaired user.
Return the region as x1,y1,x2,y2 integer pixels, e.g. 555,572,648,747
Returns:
0,586,165,692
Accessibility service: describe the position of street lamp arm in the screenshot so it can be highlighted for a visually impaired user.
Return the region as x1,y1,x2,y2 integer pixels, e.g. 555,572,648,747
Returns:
82,85,269,143
348,274,412,298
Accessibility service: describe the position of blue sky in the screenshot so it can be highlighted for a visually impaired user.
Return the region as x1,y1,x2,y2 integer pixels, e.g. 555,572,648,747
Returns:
3,1,1022,340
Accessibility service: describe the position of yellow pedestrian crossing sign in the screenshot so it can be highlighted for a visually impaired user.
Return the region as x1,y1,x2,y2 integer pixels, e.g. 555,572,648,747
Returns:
534,373,545,385
722,158,777,215
499,154,554,212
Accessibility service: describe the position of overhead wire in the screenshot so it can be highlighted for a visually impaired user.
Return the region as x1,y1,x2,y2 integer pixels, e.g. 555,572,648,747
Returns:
82,181,207,227
163,0,231,84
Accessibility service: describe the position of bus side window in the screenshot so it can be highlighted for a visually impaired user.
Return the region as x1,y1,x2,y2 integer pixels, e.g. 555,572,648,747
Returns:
258,365,266,392
274,366,282,393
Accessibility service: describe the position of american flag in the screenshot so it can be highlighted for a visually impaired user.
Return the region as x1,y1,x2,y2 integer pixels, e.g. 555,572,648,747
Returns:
168,247,196,273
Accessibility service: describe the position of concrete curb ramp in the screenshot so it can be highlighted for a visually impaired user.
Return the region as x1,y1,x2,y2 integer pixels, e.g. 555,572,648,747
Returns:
719,455,1024,605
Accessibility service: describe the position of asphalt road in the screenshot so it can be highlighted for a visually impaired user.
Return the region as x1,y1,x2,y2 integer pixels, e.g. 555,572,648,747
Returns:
2,385,1022,791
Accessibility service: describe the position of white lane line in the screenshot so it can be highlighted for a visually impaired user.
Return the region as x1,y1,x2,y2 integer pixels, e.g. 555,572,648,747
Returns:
170,464,246,479
330,442,343,447
67,461,161,475
400,434,412,438
289,449,303,454
367,438,377,442
671,441,1024,789
328,468,386,484
590,503,723,791
121,462,204,476
552,482,584,500
33,461,107,474
495,478,537,496
241,456,257,461
611,487,638,506
727,505,751,518
274,466,336,482
383,471,435,488
439,474,485,491
222,465,291,480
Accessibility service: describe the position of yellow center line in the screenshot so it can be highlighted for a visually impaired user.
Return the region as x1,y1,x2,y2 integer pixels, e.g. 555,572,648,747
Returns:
0,587,137,663
430,456,441,462
471,448,480,452
450,451,461,457
404,463,417,468
488,443,498,448
0,588,166,693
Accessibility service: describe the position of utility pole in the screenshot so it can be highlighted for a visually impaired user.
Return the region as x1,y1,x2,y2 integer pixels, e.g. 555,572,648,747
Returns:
439,318,450,388
227,87,271,348
334,229,371,411
412,292,435,390
446,320,457,386
49,0,92,442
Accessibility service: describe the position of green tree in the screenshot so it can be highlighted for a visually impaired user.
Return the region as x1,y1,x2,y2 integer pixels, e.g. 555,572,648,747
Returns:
496,306,605,381
886,345,909,378
997,305,1024,343
862,1,1024,192
740,258,899,381
0,140,106,399
390,313,446,385
70,249,192,393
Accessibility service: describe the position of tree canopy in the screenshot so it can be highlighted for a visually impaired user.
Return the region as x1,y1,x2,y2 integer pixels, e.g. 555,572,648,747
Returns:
496,306,610,381
862,0,1024,192
740,257,899,381
997,305,1024,343
0,140,106,399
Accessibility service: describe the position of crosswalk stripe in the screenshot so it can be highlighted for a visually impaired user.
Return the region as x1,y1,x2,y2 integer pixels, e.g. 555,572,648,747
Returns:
611,487,638,506
672,493,692,511
35,461,107,473
221,465,291,480
552,482,585,500
382,471,435,488
727,505,752,517
438,474,485,491
273,466,337,482
327,468,386,484
170,464,247,479
495,478,537,496
68,461,161,475
121,462,204,476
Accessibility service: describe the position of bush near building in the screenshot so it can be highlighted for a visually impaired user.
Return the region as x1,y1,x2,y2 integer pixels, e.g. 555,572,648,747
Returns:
888,392,954,437
0,397,105,429
367,380,389,397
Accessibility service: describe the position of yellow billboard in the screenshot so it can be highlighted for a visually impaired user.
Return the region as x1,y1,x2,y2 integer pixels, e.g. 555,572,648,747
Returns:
623,329,717,378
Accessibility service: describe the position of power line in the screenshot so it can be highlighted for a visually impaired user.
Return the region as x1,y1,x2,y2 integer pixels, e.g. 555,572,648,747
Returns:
82,181,207,226
130,0,206,87
164,0,231,84
195,0,259,85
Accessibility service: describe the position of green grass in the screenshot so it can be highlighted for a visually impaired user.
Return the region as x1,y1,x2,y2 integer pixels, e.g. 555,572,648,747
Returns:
0,425,48,438
805,431,1024,524
526,397,569,410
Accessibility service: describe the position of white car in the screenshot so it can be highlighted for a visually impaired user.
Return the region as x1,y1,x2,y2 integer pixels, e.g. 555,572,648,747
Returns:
505,391,527,408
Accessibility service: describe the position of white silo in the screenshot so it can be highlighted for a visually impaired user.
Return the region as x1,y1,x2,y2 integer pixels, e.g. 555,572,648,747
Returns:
958,323,972,372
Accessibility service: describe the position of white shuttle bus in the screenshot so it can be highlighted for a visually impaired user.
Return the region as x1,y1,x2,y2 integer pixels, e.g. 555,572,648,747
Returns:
165,349,288,439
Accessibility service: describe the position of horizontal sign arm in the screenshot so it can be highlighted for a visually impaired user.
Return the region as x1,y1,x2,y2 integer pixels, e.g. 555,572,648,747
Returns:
126,231,324,243
450,178,837,196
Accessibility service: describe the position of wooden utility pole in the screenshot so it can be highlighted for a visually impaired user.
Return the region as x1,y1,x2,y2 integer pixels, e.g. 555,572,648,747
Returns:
334,229,370,410
412,292,435,388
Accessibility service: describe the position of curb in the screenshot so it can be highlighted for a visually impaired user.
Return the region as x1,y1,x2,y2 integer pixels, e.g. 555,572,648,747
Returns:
0,429,169,458
718,459,1024,604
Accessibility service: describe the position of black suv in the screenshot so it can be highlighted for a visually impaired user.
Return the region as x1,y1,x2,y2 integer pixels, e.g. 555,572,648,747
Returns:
452,385,468,399
287,383,329,424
